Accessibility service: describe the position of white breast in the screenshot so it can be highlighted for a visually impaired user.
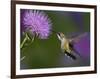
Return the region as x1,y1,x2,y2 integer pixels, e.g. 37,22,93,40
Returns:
61,38,71,53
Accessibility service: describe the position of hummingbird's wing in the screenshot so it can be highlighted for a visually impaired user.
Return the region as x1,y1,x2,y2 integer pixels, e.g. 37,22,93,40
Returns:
69,43,81,57
69,32,88,43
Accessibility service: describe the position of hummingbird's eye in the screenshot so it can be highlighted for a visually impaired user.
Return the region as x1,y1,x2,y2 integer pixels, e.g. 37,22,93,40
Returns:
60,33,65,38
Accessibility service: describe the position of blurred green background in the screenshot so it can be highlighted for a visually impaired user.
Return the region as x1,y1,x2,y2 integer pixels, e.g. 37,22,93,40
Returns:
20,10,90,69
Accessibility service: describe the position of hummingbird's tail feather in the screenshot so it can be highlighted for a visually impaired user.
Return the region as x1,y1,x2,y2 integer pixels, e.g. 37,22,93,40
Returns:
64,51,76,60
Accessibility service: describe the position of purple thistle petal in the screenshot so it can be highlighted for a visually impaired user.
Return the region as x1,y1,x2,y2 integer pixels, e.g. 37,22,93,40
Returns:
22,9,52,39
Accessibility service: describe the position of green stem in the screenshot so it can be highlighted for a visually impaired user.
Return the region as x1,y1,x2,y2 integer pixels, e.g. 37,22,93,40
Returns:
20,56,26,61
20,33,29,49
20,33,35,61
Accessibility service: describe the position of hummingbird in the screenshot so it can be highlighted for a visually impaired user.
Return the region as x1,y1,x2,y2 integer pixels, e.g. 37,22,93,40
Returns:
56,32,87,60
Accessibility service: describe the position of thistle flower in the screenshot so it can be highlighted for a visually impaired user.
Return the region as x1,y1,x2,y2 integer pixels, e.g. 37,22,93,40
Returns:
22,9,52,39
